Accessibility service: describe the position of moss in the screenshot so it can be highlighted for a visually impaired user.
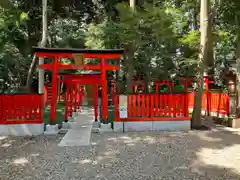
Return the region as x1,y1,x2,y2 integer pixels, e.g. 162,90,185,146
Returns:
43,103,65,125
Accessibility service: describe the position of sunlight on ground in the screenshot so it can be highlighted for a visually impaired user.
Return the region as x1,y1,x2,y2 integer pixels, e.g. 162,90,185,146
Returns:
30,153,40,157
107,137,117,142
91,142,97,145
1,139,16,148
192,145,240,175
199,136,222,142
72,149,120,166
0,136,7,141
119,136,131,140
1,143,11,148
104,151,118,156
108,135,169,147
73,159,92,165
96,156,104,161
13,157,29,165
118,135,167,145
198,132,222,142
143,136,156,144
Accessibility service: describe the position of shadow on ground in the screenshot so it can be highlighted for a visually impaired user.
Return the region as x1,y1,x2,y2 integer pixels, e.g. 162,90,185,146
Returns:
1,127,240,179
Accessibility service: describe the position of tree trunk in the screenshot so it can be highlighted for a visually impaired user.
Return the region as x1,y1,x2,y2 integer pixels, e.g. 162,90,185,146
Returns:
206,4,215,80
191,0,211,129
130,0,136,10
126,0,136,93
234,14,240,117
125,45,134,93
191,69,204,128
235,36,240,116
26,0,48,91
26,55,37,89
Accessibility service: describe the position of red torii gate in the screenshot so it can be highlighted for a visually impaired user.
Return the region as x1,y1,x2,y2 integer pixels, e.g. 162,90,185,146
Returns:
33,47,124,122
60,73,101,121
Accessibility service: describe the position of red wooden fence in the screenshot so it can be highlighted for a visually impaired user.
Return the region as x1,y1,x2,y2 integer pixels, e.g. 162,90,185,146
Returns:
115,92,229,122
0,94,43,124
188,92,229,116
44,84,49,106
115,93,189,122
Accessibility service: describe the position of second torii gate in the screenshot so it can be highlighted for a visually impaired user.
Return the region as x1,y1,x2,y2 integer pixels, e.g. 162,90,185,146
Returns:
59,73,101,122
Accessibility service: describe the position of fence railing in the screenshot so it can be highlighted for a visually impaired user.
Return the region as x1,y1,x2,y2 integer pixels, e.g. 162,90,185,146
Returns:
115,93,189,122
188,92,229,116
127,94,188,118
115,92,229,121
0,94,43,124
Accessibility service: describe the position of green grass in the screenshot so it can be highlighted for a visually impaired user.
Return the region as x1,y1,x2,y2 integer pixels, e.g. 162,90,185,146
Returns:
43,100,115,125
43,103,65,125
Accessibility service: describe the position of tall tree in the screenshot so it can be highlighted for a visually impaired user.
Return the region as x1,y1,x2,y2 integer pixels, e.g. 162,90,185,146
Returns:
125,0,136,93
191,0,212,128
26,0,48,90
232,10,240,120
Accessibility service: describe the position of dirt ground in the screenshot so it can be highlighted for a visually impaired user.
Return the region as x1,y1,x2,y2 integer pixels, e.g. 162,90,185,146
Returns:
1,127,240,180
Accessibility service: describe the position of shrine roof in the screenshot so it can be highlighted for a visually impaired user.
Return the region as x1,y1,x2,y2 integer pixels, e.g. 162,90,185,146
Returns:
33,47,124,54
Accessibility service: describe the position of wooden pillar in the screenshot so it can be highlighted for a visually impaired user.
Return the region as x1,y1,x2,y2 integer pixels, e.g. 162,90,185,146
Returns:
57,76,61,102
79,87,82,111
184,79,189,118
69,84,73,117
50,56,58,121
76,85,80,109
156,83,159,94
205,77,210,115
111,80,115,105
73,84,77,112
101,58,108,122
93,84,98,121
64,83,69,121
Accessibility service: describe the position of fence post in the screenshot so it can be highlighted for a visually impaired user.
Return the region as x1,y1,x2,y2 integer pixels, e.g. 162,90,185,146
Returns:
150,94,154,117
114,95,119,122
184,79,189,118
39,95,43,122
94,84,98,122
64,84,69,121
205,77,210,116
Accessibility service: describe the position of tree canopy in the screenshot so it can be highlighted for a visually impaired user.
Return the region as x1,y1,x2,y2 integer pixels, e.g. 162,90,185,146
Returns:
0,0,239,92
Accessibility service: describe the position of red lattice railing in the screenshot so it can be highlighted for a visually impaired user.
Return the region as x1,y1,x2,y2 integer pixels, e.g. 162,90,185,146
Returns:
188,92,229,116
0,94,43,124
115,92,229,122
115,93,189,122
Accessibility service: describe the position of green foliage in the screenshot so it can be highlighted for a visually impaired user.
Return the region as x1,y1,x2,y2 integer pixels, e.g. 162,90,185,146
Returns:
85,2,180,88
0,0,239,92
180,30,200,49
115,2,174,46
85,22,119,49
49,18,85,48
0,5,29,92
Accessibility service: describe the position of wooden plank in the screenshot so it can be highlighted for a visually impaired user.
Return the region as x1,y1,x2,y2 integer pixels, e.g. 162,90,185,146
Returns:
137,95,141,117
36,52,122,59
150,94,154,117
155,94,159,116
146,95,150,117
39,64,118,71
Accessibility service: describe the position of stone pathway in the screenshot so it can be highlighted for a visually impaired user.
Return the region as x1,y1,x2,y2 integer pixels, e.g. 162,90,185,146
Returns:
58,109,94,147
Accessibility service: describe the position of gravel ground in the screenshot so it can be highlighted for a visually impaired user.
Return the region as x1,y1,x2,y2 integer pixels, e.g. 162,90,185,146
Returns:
1,129,240,180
